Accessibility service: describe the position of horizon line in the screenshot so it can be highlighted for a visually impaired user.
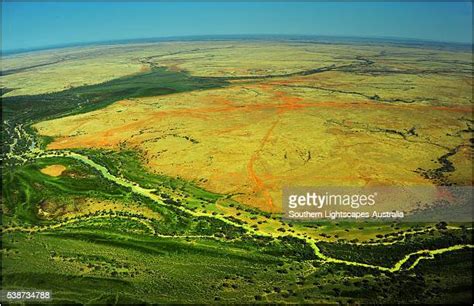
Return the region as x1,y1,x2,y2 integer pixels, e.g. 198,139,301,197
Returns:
2,33,473,56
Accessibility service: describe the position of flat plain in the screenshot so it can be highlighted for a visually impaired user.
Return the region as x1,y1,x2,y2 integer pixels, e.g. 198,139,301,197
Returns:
1,38,473,304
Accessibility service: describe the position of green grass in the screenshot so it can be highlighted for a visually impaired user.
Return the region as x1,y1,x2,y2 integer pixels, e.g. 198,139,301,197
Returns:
317,228,472,267
2,67,227,125
4,228,471,304
2,230,304,304
2,157,126,223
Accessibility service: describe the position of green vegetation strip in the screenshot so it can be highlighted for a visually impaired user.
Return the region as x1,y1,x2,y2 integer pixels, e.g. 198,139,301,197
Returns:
11,147,472,273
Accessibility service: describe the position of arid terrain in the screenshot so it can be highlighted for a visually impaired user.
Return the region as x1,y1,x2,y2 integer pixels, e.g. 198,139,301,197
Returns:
30,41,473,211
2,38,473,304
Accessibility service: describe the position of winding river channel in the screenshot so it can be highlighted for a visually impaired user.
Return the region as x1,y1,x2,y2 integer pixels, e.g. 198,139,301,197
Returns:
5,127,474,274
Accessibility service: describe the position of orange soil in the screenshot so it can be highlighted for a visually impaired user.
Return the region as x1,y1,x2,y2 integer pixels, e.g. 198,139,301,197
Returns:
49,97,470,151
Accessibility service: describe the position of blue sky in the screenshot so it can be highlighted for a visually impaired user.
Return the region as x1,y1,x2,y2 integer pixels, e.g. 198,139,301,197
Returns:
2,2,472,51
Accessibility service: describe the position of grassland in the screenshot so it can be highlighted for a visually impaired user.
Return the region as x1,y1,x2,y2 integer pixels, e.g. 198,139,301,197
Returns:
1,38,473,304
32,42,473,211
